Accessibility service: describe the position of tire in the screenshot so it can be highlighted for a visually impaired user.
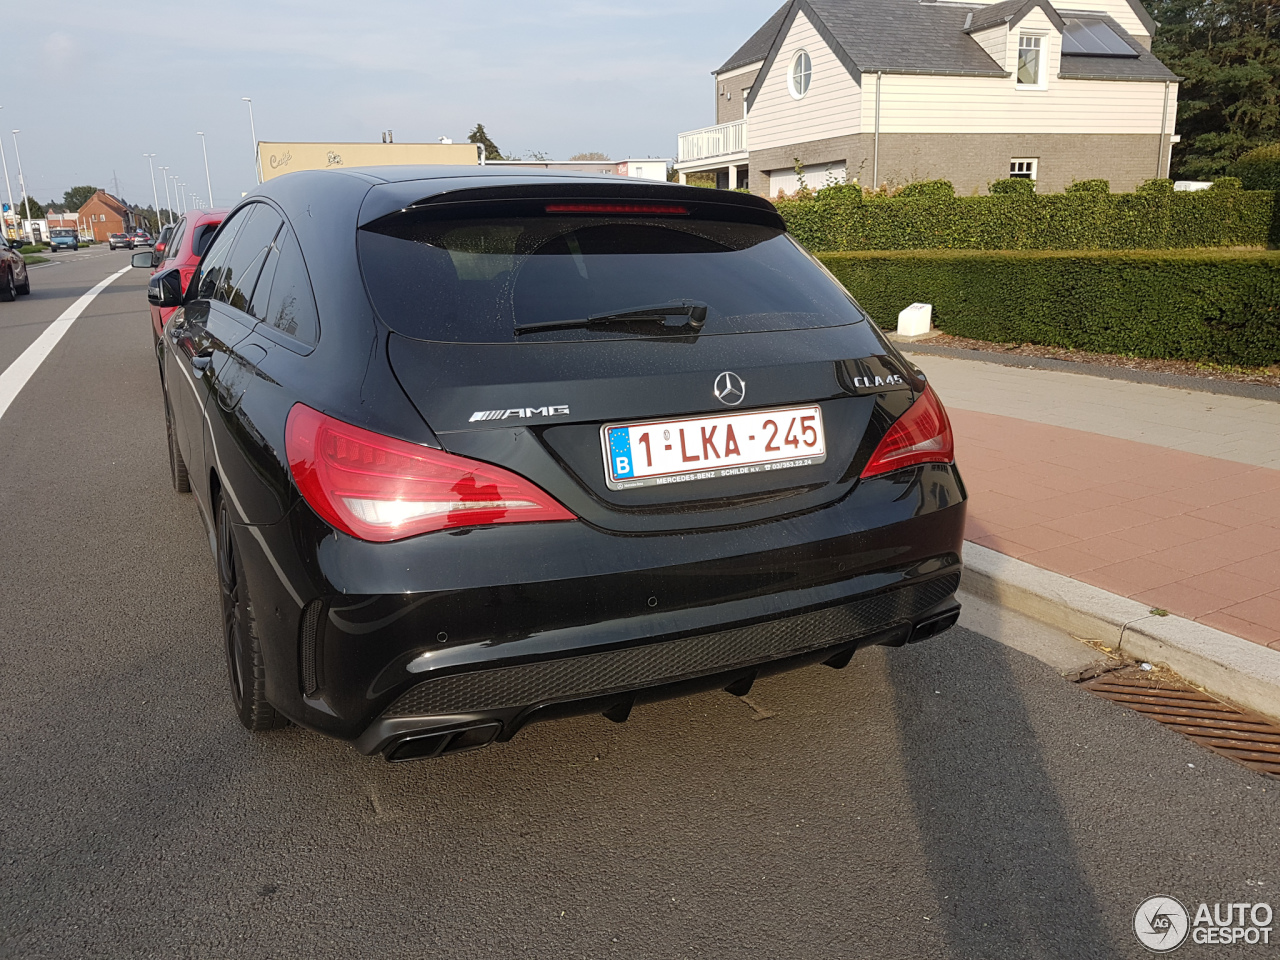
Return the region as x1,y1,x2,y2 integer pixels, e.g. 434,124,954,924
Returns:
164,392,191,493
16,271,29,295
0,269,15,302
216,493,287,731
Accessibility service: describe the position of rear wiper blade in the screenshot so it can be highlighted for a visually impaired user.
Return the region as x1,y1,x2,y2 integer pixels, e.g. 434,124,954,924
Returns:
514,300,708,336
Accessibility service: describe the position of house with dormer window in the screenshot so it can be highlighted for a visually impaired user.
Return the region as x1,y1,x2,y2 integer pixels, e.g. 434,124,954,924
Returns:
673,0,1179,196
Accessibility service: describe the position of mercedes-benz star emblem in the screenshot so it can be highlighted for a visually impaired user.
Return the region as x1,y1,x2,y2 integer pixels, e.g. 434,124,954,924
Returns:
713,371,746,406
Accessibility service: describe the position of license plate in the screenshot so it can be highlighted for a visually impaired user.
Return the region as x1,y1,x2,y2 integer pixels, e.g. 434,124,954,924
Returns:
601,404,826,490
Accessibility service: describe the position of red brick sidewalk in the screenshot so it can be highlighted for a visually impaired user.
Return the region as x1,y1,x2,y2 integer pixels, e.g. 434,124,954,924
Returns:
954,408,1280,650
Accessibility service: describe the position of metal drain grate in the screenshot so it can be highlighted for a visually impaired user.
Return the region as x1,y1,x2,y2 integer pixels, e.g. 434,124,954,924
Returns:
1080,667,1280,779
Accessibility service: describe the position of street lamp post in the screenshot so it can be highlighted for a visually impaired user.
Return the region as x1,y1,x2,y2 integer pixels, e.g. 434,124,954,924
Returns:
11,130,29,235
197,132,213,208
158,166,172,226
0,108,14,240
177,182,186,215
144,154,161,234
242,97,261,184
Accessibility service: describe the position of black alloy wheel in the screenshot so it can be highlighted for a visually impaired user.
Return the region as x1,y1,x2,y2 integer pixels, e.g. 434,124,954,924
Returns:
163,393,190,493
216,493,287,731
0,268,14,302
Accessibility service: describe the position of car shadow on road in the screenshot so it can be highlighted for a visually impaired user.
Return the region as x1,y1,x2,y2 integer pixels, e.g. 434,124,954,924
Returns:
885,629,1116,958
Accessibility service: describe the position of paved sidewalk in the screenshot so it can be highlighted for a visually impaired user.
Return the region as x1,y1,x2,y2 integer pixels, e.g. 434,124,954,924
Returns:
914,355,1280,650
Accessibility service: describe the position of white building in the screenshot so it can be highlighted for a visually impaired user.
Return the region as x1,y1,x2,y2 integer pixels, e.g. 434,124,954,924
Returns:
485,159,672,181
675,0,1180,195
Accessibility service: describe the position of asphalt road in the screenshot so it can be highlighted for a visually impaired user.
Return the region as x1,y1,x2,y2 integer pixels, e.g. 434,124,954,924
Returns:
1,253,1277,960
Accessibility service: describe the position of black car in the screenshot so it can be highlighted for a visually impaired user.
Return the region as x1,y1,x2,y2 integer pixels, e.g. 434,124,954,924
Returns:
108,233,134,250
0,238,31,300
145,166,965,762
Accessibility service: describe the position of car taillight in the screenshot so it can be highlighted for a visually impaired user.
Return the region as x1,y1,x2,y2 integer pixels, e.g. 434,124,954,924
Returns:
860,384,954,479
285,404,576,542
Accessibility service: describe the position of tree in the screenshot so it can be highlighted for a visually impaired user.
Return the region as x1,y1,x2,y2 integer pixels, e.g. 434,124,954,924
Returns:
131,205,159,233
63,185,99,211
1149,0,1280,178
569,152,610,161
467,124,505,161
17,197,44,219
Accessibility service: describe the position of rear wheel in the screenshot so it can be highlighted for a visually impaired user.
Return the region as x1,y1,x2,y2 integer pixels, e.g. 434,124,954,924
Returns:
0,269,15,302
217,493,287,731
163,392,191,493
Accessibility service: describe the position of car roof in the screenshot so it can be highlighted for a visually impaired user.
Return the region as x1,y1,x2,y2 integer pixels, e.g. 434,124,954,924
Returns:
182,207,230,224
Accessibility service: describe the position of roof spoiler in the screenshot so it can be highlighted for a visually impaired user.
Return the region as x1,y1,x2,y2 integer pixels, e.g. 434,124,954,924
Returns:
358,179,784,231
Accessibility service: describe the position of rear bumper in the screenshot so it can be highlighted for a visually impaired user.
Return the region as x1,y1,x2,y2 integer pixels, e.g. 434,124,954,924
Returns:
232,462,967,751
356,578,961,759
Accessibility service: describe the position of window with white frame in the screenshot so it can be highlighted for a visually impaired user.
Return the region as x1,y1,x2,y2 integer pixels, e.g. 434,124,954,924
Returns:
1010,158,1038,180
789,50,812,99
1017,34,1043,86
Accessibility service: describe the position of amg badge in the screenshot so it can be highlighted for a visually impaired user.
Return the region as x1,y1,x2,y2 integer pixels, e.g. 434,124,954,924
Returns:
469,405,571,423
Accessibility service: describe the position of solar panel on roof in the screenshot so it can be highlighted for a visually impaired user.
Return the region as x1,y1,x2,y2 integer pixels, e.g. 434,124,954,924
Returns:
1062,18,1140,57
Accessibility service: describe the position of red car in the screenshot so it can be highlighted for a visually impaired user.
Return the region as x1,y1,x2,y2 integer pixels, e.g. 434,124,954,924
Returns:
141,208,227,344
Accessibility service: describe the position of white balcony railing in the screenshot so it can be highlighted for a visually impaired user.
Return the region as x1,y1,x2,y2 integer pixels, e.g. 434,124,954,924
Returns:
677,119,748,164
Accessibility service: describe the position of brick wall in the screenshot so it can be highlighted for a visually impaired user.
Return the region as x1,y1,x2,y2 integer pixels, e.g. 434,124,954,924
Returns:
748,132,1167,196
77,193,130,242
716,67,761,126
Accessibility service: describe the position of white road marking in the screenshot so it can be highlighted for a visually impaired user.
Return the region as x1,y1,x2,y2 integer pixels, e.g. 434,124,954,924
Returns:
0,265,131,423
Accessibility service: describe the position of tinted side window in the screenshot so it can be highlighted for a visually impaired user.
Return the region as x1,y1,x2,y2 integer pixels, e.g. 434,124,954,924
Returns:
196,211,249,299
192,222,220,258
257,230,319,345
247,239,279,323
216,205,284,314
163,218,186,265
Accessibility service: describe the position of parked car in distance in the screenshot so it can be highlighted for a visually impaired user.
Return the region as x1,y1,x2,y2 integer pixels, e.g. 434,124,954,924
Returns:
1,238,31,300
149,168,965,762
49,227,79,252
131,208,226,345
108,233,134,250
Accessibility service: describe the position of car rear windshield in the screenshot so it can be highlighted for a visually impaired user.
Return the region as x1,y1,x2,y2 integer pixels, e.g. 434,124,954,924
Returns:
357,213,867,343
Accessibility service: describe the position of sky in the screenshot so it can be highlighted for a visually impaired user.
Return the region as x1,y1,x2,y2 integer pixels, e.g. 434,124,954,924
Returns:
5,0,782,213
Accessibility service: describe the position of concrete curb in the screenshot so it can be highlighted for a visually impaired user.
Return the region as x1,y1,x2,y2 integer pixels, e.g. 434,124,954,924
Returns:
962,541,1280,723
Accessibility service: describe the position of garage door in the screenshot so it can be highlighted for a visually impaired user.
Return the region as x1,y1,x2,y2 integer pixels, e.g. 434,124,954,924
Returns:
768,161,847,198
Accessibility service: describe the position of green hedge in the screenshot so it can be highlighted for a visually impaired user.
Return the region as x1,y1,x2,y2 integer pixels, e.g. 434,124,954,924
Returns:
818,249,1280,367
778,186,1278,251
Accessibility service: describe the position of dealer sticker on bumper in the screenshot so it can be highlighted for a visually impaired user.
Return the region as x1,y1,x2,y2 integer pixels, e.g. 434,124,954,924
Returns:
601,404,826,491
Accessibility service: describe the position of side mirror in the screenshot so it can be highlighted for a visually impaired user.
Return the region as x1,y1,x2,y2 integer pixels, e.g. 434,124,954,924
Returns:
131,251,153,269
147,267,185,307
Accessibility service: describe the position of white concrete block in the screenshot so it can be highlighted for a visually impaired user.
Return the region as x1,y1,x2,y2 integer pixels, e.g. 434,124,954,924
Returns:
897,302,932,337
